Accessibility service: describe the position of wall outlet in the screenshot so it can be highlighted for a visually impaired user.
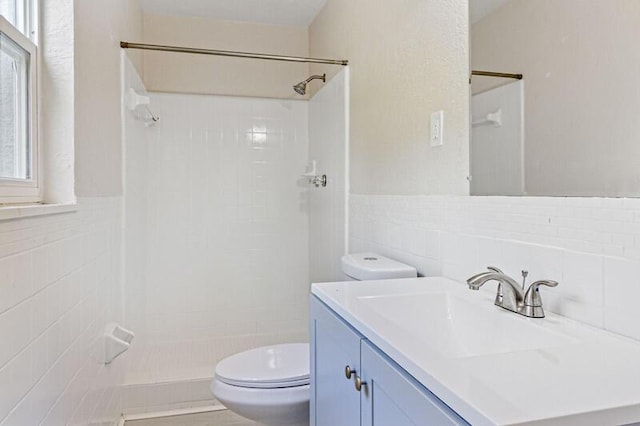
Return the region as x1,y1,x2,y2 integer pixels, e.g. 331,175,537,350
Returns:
430,110,444,147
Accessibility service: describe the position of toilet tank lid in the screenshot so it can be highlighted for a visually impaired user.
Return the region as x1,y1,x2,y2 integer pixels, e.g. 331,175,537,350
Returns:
341,253,417,281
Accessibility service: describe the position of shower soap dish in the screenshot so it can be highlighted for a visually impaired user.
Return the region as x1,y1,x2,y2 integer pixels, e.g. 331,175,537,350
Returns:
104,323,135,364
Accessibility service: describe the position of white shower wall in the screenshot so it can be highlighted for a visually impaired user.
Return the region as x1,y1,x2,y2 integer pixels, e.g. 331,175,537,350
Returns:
309,68,349,282
140,93,310,343
122,83,313,402
122,54,349,412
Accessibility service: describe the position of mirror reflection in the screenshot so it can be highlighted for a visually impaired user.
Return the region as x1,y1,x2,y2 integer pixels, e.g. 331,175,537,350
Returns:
470,0,640,197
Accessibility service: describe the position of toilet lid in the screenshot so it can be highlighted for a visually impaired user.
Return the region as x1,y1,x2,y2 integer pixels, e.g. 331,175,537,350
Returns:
215,343,310,389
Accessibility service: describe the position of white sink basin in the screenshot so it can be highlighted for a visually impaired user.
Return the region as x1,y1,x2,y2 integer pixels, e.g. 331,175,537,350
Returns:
357,291,576,358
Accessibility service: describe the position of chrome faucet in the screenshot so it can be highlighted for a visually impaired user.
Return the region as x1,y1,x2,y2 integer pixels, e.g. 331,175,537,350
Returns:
467,266,558,318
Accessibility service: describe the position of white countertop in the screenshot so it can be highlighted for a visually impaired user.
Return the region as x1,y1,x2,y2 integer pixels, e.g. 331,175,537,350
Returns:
312,277,640,426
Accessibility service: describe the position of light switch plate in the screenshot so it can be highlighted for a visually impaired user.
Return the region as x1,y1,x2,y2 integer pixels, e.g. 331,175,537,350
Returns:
430,110,444,147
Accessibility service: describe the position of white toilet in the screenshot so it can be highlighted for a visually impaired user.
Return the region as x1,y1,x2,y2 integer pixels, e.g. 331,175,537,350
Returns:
211,343,310,426
211,253,416,425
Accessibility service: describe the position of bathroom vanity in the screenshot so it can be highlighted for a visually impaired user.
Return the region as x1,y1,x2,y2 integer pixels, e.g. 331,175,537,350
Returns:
310,277,640,426
311,294,467,426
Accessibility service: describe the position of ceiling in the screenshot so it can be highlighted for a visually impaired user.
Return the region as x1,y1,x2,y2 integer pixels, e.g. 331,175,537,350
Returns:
470,0,510,24
141,0,328,27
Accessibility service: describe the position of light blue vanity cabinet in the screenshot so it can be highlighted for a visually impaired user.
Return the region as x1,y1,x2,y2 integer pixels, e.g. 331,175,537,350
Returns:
360,340,467,425
311,296,469,426
310,295,363,426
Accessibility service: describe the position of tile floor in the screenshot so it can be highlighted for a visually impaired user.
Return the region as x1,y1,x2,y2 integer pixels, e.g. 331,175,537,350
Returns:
126,409,254,426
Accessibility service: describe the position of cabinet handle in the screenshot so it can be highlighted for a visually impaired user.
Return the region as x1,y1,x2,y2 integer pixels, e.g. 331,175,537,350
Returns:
345,365,355,380
355,375,366,392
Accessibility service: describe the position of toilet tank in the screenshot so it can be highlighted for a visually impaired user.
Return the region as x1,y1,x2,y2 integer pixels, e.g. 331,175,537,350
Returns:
341,253,417,281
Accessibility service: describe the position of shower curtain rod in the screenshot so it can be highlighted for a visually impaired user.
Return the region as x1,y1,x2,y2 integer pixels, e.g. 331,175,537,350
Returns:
120,41,349,66
471,70,523,80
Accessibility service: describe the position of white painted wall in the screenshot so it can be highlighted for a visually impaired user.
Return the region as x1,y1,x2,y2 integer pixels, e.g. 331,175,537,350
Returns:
40,0,75,204
472,0,640,196
309,0,470,196
142,14,309,99
141,0,327,27
74,0,143,197
309,68,349,283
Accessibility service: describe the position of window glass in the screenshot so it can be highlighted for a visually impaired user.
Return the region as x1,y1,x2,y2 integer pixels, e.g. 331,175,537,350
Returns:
0,30,30,180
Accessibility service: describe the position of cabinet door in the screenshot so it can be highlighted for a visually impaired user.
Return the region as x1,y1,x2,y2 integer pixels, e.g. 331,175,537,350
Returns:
360,341,468,426
311,297,363,426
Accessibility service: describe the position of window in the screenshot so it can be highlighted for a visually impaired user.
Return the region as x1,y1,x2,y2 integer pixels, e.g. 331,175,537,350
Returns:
0,0,38,204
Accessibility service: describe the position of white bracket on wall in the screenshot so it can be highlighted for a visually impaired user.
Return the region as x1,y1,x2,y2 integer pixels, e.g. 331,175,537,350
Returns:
126,88,160,125
104,323,135,364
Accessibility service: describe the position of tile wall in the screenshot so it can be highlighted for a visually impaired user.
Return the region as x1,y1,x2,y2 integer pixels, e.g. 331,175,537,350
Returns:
308,68,349,283
350,194,640,340
121,57,349,415
0,198,124,425
122,89,311,410
140,93,310,343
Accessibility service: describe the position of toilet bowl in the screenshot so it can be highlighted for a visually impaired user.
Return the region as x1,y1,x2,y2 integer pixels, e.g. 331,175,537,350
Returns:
211,343,310,426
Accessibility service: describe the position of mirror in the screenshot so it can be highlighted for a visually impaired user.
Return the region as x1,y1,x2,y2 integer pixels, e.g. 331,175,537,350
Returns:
469,0,640,197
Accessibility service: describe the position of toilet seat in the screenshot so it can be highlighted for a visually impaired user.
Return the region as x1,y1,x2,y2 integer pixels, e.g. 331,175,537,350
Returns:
215,343,310,389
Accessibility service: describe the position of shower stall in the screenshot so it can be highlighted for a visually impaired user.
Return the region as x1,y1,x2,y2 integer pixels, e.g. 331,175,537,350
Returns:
120,44,349,417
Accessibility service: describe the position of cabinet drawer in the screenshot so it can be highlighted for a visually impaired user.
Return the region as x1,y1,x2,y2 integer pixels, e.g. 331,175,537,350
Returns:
361,341,468,426
311,296,364,426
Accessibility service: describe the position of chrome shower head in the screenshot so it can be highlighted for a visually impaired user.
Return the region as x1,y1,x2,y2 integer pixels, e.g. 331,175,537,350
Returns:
293,74,326,95
294,82,307,95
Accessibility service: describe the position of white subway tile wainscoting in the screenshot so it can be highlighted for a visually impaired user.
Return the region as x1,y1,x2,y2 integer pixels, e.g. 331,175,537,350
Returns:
0,198,124,425
350,194,640,339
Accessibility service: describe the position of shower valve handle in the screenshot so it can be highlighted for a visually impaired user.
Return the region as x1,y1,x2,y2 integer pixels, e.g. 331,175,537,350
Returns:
310,174,327,188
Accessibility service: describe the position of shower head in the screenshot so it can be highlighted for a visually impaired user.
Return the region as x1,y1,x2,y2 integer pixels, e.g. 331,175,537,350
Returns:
293,74,326,95
293,82,307,96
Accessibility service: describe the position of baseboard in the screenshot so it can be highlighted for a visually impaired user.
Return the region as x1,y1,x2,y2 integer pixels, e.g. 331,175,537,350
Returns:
122,404,227,422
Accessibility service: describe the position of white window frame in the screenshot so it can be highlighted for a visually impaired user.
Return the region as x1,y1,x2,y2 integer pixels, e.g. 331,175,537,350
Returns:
0,13,39,204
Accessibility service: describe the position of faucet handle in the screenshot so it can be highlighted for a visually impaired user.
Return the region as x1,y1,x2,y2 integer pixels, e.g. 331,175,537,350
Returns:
524,280,559,318
529,279,558,290
486,267,504,303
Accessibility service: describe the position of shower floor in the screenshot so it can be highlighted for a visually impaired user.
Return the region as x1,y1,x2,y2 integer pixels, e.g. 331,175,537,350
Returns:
121,332,307,415
124,332,307,383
